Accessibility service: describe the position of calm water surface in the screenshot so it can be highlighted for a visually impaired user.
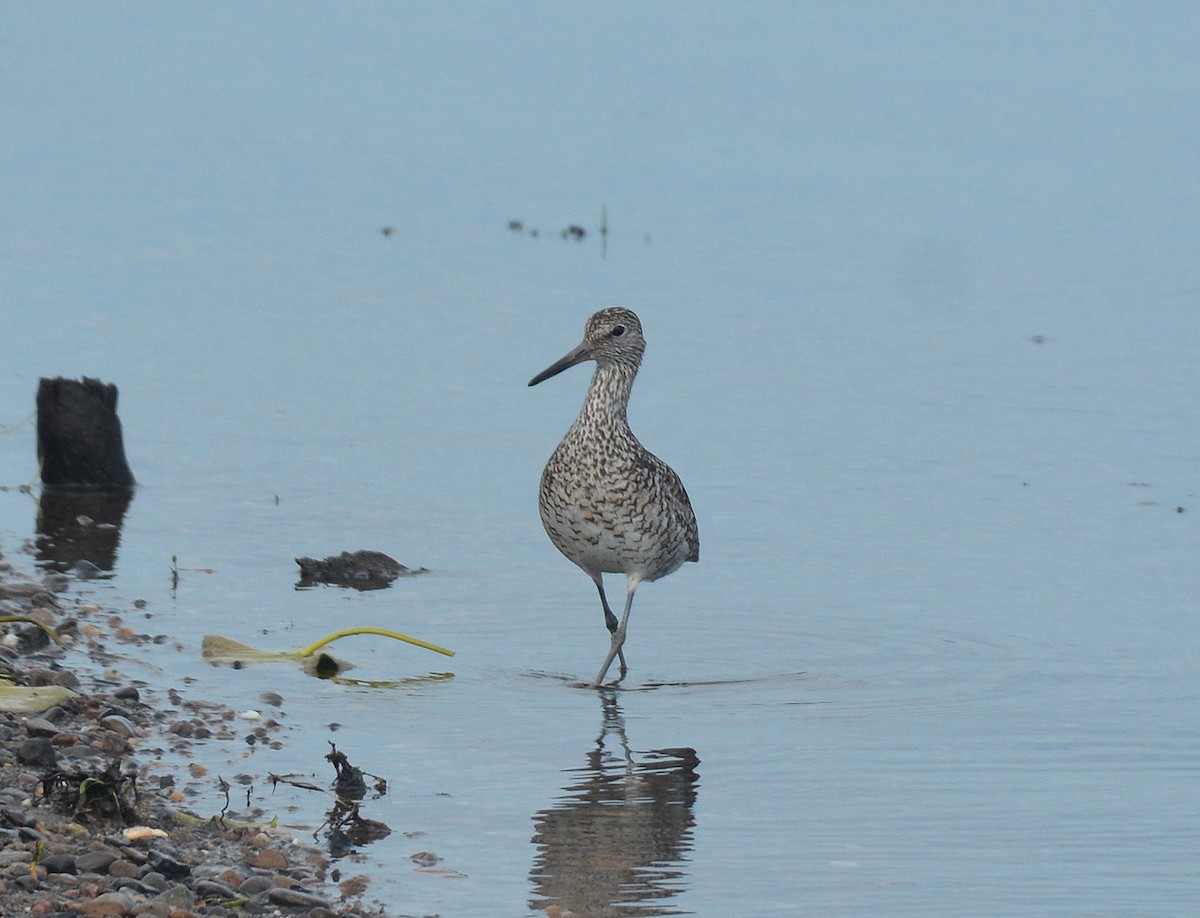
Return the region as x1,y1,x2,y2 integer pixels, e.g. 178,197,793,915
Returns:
2,4,1198,915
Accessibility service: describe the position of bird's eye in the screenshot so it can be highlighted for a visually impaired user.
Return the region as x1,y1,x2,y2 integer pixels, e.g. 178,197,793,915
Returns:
610,325,626,337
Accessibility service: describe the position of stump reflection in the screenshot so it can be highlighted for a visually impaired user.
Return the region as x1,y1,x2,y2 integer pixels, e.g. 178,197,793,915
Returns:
36,489,132,574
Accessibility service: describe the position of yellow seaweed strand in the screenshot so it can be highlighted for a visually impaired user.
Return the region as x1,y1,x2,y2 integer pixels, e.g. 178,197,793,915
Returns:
0,616,65,647
296,627,455,659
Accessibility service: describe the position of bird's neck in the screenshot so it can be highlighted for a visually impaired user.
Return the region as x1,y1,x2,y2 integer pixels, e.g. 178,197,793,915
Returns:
575,362,638,433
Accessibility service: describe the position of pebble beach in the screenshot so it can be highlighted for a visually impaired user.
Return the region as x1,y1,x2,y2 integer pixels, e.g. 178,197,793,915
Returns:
0,549,397,918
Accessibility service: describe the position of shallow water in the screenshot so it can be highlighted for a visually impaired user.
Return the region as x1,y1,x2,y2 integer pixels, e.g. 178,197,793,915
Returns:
2,4,1199,915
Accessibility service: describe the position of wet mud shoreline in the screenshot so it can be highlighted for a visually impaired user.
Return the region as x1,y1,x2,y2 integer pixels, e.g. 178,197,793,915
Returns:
0,550,396,918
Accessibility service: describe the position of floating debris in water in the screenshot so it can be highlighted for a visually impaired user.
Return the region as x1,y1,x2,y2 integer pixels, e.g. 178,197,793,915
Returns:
295,550,426,591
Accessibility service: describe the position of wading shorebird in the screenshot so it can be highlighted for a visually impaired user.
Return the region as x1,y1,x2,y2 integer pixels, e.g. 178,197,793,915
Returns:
528,307,699,686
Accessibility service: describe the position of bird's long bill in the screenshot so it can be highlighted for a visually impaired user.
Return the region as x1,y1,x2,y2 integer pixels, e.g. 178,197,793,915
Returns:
528,341,593,386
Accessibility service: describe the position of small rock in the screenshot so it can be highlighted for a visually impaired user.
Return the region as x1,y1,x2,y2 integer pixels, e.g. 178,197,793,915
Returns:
17,825,48,843
0,806,33,828
24,716,59,737
216,866,246,888
113,685,140,701
110,876,160,896
88,729,130,756
266,886,331,908
194,878,238,899
108,858,141,878
338,874,370,897
238,874,275,896
153,882,195,910
116,845,146,865
76,849,121,874
251,848,288,870
40,853,77,874
140,869,169,891
75,890,135,916
32,667,80,689
99,714,138,737
16,737,56,767
145,848,190,880
41,704,68,723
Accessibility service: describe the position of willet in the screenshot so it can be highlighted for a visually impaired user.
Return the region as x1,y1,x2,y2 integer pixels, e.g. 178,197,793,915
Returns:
528,307,699,686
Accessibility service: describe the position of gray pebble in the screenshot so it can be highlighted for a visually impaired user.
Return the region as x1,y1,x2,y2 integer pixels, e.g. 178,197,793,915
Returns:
71,560,103,580
111,876,161,896
194,878,239,899
23,717,59,737
238,874,275,896
40,853,77,874
155,882,196,909
190,863,229,880
2,806,33,827
140,869,169,891
118,845,147,865
99,713,138,737
42,704,68,723
17,825,47,843
75,848,121,874
145,847,190,879
14,872,40,890
89,890,137,911
267,886,333,909
0,789,23,807
15,737,56,767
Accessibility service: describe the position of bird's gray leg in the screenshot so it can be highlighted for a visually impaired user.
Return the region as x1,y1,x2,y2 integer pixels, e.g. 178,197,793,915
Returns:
595,575,640,686
591,574,619,633
592,574,627,676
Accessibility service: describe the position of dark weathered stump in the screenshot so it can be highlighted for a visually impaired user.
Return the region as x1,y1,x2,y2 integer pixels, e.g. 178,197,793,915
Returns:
37,377,135,490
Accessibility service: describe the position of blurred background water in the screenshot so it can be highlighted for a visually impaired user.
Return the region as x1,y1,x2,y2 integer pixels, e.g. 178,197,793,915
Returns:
2,3,1198,915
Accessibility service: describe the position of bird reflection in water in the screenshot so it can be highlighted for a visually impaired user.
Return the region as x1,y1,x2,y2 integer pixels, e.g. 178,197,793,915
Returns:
529,691,700,916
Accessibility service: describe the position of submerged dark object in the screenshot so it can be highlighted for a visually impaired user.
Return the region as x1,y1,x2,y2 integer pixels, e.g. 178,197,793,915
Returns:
37,377,135,490
295,550,426,591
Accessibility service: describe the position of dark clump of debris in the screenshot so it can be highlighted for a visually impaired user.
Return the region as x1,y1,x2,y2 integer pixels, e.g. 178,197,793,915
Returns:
41,759,139,823
271,743,392,857
295,550,427,591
